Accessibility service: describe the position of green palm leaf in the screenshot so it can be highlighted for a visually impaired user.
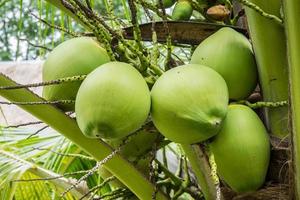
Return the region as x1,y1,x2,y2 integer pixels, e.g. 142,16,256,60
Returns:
0,127,95,199
0,147,90,199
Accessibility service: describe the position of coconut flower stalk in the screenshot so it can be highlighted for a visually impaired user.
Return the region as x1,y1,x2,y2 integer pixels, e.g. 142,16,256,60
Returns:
243,0,289,138
45,0,89,29
283,0,300,198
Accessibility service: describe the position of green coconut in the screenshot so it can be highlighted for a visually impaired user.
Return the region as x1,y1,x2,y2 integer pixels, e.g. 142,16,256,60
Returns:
172,0,193,21
99,131,157,190
105,130,161,162
151,64,229,144
99,155,152,194
101,130,161,191
158,0,176,8
75,62,151,140
210,104,270,193
42,37,110,111
190,27,258,100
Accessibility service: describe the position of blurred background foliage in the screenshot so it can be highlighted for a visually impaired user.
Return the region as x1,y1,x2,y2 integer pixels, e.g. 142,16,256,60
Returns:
0,0,126,61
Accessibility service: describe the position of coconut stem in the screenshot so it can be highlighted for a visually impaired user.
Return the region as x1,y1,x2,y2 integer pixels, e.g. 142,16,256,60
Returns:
243,0,289,138
236,100,288,109
181,144,218,200
282,0,300,198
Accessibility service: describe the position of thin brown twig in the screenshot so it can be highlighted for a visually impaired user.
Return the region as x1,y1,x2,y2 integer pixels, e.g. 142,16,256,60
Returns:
0,106,8,125
19,38,52,51
29,11,79,37
4,121,43,128
26,125,49,139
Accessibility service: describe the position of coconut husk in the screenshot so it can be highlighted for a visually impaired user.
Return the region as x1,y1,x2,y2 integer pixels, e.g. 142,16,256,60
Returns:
267,135,291,184
222,184,290,200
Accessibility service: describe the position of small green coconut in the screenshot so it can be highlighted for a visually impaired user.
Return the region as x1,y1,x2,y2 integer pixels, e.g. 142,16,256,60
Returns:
99,155,152,193
172,0,193,21
99,130,160,192
42,37,110,111
105,130,161,162
158,0,176,8
151,64,229,144
210,104,270,193
101,130,162,192
75,62,151,140
191,27,258,100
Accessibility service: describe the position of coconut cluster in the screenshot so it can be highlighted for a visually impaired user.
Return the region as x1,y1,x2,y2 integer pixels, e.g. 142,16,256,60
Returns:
159,0,231,22
42,28,270,194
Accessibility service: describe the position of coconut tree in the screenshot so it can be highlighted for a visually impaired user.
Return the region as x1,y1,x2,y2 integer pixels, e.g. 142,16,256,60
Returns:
0,0,297,199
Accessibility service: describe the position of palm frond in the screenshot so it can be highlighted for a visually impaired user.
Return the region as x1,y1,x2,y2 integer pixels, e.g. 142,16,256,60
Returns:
0,148,90,199
0,127,103,199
